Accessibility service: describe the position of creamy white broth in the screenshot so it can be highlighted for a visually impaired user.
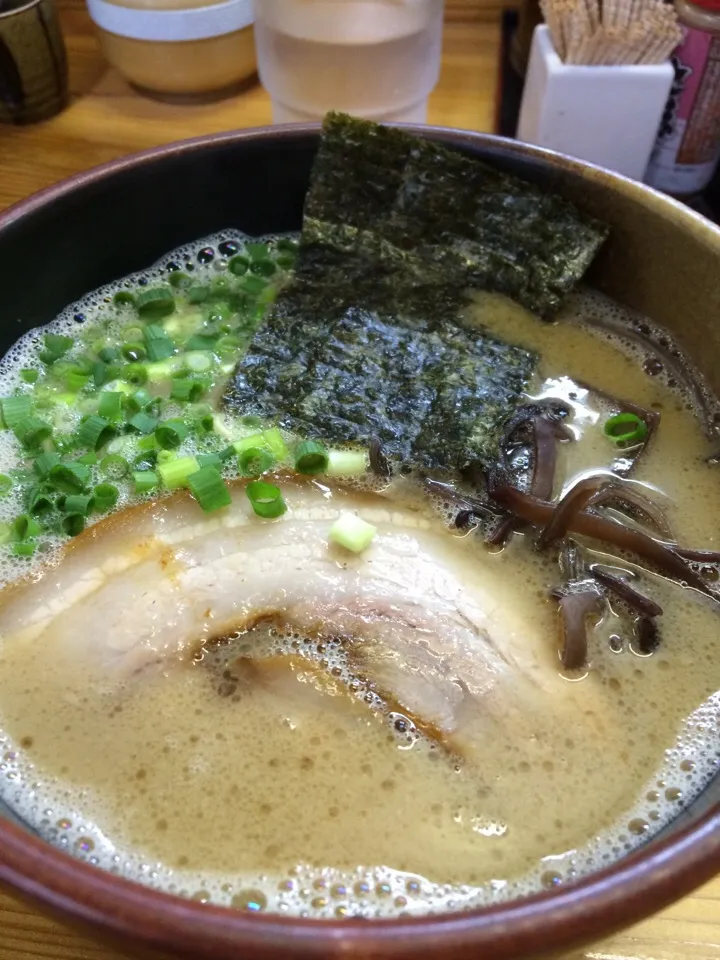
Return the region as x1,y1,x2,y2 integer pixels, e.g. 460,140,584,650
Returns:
0,234,718,918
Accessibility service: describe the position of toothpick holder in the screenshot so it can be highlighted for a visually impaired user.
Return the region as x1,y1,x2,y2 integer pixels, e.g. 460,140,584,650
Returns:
517,26,674,181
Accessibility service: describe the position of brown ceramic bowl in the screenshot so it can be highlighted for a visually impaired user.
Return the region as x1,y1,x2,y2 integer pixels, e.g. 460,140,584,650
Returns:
0,125,719,960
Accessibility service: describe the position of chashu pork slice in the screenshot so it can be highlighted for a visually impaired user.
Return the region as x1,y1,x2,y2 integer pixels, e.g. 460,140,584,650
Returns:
0,478,610,753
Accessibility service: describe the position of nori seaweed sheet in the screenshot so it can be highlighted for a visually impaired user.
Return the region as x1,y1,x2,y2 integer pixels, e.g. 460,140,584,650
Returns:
226,113,609,470
306,113,609,318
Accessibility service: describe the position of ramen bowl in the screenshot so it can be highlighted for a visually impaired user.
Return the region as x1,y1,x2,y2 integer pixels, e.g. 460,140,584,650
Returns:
0,125,718,960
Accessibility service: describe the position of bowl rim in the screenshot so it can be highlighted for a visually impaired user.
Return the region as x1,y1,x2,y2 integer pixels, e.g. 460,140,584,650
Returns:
1,123,719,960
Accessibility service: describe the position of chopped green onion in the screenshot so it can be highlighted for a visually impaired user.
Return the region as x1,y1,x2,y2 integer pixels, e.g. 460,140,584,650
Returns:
184,334,217,352
276,237,298,254
170,378,205,402
197,452,223,469
136,434,158,452
60,493,94,516
122,342,146,362
98,346,120,363
43,333,73,358
276,254,296,270
64,370,91,392
113,291,135,307
75,452,98,466
143,324,175,362
62,514,85,536
158,456,200,490
12,514,41,540
250,259,277,278
262,427,288,461
294,440,329,475
12,542,36,557
188,466,232,513
184,351,212,373
13,415,52,449
238,446,274,477
33,452,60,478
246,481,286,519
136,287,176,319
326,449,368,477
155,418,189,449
604,412,648,446
146,358,183,382
0,523,10,544
187,285,209,304
99,454,129,479
228,255,249,276
241,275,268,296
25,486,53,516
122,362,149,386
124,388,153,414
97,392,123,422
232,432,266,454
329,512,377,553
127,411,159,435
53,434,76,455
48,462,90,494
169,271,191,289
246,242,269,261
1,395,32,429
132,470,159,494
77,415,116,451
20,369,39,384
134,450,158,471
157,449,177,465
0,474,11,496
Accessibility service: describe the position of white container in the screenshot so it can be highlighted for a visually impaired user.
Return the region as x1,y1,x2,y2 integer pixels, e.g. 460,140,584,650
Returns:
517,25,674,181
252,0,444,124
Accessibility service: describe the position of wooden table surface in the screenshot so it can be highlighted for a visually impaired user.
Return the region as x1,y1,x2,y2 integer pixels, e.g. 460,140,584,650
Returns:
1,2,719,958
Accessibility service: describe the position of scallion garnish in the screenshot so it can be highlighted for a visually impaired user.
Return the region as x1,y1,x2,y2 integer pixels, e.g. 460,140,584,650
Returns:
99,454,130,479
64,370,91,392
75,452,99,466
62,514,86,536
1,395,32,429
60,493,94,516
325,449,368,476
122,343,146,363
0,474,11,496
48,462,91,494
136,287,175,319
113,291,135,307
294,440,329,475
97,392,123,422
188,466,232,513
262,427,288,460
184,352,212,373
12,514,41,540
123,388,152,414
328,512,377,553
143,324,175,362
132,470,159,495
122,363,149,386
20,369,39,384
246,480,287,519
98,346,120,364
228,256,248,276
158,456,200,490
169,271,191,289
77,415,116,451
127,411,159,435
187,285,209,304
155,419,189,449
170,378,205,402
25,486,53,516
238,446,274,477
13,415,52,449
604,412,648,446
196,452,223,469
43,333,73,359
184,334,217,352
33,452,60,478
12,542,36,557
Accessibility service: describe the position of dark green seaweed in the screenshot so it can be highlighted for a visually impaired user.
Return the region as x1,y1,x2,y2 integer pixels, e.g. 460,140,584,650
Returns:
226,113,610,470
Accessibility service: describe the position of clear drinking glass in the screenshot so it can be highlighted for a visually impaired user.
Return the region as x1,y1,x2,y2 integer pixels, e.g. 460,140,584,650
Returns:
252,0,444,124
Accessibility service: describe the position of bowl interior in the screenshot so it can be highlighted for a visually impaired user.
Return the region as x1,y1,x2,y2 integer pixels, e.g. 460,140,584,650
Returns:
0,126,719,956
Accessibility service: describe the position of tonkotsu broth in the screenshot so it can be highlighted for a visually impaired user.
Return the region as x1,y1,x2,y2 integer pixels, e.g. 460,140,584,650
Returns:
0,232,718,919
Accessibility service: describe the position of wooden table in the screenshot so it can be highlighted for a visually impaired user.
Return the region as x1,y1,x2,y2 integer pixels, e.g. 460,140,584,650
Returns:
1,2,719,958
